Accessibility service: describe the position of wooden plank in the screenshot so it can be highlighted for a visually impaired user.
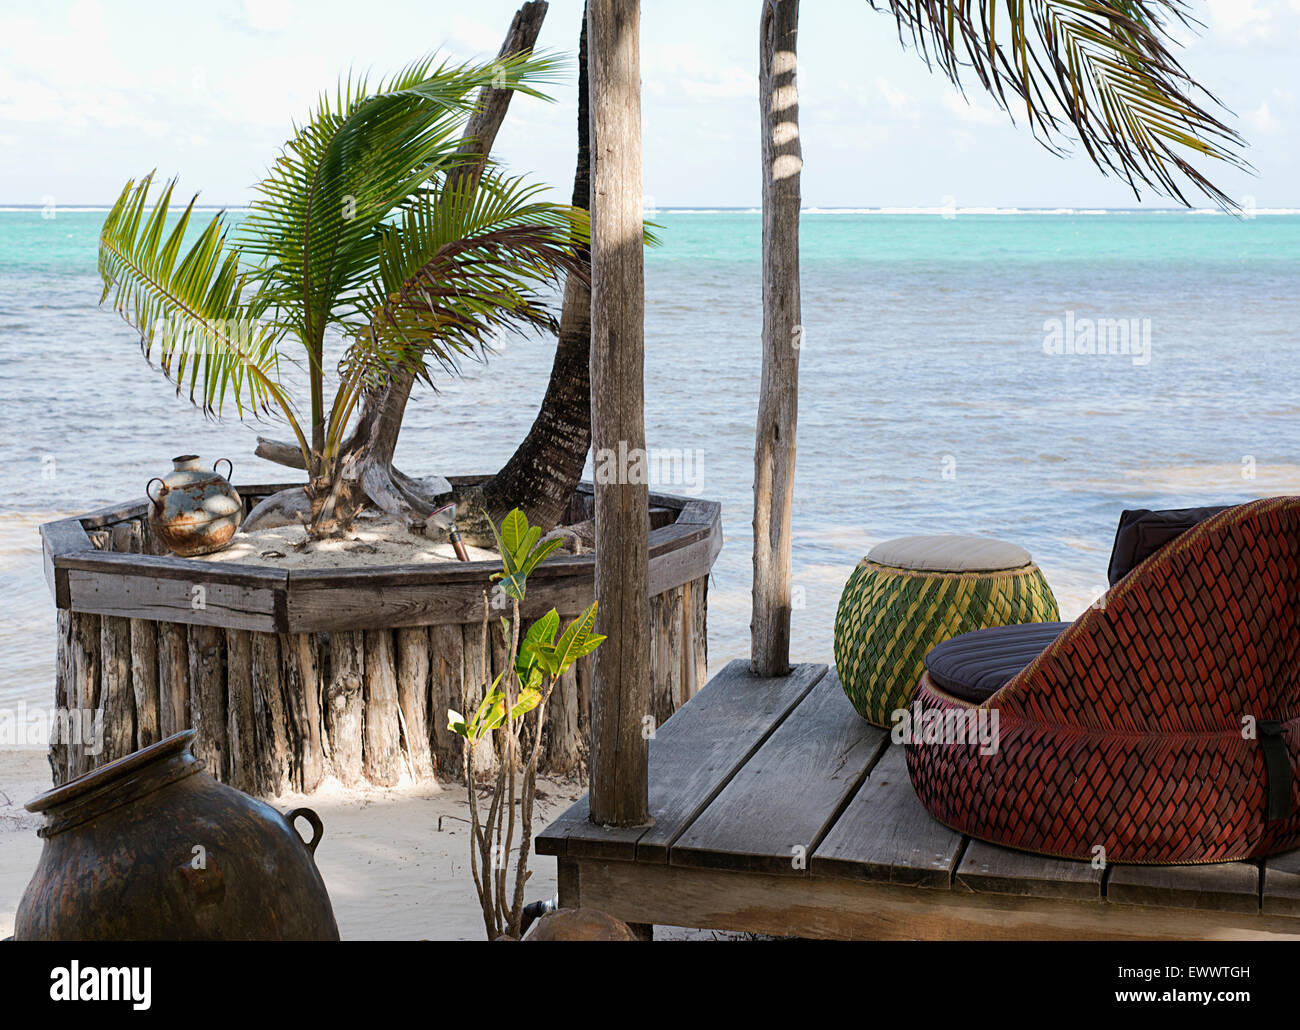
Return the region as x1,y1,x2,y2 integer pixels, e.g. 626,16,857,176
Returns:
129,619,159,749
1106,862,1260,914
110,520,143,555
250,632,288,796
68,612,100,777
672,671,887,875
64,556,284,633
285,571,593,632
957,840,1103,902
396,627,435,780
568,858,1300,941
156,621,189,738
428,623,465,779
537,660,826,862
647,522,722,598
188,624,227,781
326,630,365,786
50,610,73,784
461,621,497,779
363,629,403,786
812,744,964,888
281,632,323,792
225,629,257,793
99,615,134,762
1262,849,1300,917
40,517,92,608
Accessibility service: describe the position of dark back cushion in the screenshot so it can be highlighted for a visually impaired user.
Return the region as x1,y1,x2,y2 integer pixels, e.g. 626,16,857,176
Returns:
1107,504,1235,586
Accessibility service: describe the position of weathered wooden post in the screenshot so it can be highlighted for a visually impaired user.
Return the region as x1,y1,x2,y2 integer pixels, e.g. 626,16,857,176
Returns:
751,0,802,678
587,0,650,827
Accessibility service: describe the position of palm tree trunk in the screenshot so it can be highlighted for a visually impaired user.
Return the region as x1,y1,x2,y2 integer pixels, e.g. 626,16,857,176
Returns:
475,4,592,534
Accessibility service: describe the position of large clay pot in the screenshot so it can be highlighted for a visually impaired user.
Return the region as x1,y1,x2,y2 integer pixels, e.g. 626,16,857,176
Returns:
146,455,242,556
14,730,339,941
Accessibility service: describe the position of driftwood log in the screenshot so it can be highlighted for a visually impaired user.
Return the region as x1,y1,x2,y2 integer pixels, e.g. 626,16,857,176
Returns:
39,481,718,795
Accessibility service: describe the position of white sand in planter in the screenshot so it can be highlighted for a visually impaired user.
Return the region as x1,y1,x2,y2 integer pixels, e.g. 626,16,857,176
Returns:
199,513,497,569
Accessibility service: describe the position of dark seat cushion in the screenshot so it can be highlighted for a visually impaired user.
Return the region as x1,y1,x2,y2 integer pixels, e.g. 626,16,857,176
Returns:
1107,504,1235,586
924,622,1071,703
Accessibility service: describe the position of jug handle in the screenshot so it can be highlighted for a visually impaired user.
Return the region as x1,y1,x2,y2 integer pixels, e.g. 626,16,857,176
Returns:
146,478,167,504
285,808,324,855
214,457,233,481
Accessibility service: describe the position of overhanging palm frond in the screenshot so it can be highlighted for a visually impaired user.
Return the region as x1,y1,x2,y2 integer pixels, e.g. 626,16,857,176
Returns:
236,51,569,355
341,171,590,392
98,175,303,451
873,1,1249,207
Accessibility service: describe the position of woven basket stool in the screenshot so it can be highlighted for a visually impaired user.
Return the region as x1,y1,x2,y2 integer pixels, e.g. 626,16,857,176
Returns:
833,535,1058,726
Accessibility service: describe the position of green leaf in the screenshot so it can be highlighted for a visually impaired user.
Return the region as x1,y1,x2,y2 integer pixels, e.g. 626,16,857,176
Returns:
500,509,529,559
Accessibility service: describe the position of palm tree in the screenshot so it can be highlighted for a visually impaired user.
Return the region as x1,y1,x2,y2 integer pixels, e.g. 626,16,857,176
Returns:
98,52,589,539
867,0,1246,206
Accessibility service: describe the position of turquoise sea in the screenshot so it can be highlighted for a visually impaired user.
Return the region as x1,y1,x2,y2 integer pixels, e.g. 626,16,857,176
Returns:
2,208,1299,717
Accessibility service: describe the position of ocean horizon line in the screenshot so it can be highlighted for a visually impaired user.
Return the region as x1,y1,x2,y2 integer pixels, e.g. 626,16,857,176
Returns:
4,204,1299,216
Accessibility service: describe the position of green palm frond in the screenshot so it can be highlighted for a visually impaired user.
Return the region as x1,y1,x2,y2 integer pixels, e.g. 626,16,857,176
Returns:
873,1,1249,208
98,175,305,452
235,51,569,356
340,171,590,392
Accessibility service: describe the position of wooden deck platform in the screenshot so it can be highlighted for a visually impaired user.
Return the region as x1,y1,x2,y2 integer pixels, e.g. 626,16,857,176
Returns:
537,660,1300,940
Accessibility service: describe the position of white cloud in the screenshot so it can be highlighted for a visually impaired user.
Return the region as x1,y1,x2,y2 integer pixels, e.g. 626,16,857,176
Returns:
1205,0,1274,45
1247,101,1281,132
876,76,912,113
941,91,1002,126
447,15,505,55
240,0,292,33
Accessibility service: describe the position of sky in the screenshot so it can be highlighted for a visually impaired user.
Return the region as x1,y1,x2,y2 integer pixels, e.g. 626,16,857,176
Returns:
0,0,1297,209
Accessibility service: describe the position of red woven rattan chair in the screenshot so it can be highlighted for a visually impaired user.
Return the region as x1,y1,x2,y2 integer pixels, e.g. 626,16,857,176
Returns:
905,496,1300,864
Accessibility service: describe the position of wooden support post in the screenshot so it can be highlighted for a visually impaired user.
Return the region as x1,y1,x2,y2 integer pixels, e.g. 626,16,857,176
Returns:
157,622,189,738
396,627,435,781
751,0,802,678
429,623,466,778
130,619,159,749
587,0,650,827
68,612,100,778
251,631,288,796
281,633,323,792
100,615,133,762
188,624,227,781
225,629,257,792
363,629,403,786
50,610,72,785
326,630,366,786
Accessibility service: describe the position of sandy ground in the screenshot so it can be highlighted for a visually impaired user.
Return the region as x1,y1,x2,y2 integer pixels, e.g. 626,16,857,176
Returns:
0,749,743,941
0,748,582,941
202,514,497,569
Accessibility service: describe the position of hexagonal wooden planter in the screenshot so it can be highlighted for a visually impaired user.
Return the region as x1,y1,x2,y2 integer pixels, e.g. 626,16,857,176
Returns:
40,477,720,795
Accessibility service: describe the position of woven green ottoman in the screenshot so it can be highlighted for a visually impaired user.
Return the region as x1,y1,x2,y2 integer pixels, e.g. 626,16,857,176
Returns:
833,535,1058,726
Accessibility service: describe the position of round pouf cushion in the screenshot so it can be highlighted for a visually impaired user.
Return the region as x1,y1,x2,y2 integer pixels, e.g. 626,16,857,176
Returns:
833,534,1059,726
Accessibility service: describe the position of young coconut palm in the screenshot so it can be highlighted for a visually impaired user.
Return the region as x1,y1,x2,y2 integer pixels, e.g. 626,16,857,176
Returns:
98,52,589,539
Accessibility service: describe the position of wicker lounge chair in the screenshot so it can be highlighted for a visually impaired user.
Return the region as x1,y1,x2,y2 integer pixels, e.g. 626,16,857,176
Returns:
905,496,1300,864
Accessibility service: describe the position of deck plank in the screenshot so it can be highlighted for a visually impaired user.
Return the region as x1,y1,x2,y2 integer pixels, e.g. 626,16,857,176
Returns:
811,744,964,888
1261,849,1300,917
957,840,1103,901
536,660,827,862
1106,862,1260,914
670,671,888,875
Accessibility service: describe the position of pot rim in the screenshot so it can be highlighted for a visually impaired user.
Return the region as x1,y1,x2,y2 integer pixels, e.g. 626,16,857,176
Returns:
26,729,197,814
